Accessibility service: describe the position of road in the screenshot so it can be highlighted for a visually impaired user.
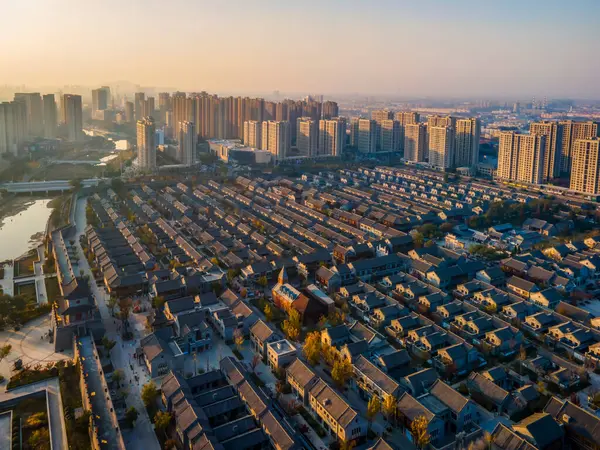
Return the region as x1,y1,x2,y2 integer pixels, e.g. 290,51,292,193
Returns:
73,196,160,450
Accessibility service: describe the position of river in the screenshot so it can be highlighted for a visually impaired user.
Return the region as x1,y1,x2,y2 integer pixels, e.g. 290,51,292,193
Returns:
0,198,53,261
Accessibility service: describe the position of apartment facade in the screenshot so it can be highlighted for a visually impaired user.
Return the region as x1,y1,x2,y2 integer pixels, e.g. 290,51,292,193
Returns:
404,122,427,162
429,125,455,169
454,118,481,167
570,138,600,194
297,117,318,156
530,120,562,180
497,132,546,184
137,116,156,170
318,118,345,156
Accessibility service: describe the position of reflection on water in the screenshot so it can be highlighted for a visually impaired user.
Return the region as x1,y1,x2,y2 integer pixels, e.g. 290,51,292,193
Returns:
0,199,53,261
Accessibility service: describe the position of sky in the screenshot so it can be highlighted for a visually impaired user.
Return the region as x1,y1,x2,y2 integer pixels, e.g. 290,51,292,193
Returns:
1,0,599,99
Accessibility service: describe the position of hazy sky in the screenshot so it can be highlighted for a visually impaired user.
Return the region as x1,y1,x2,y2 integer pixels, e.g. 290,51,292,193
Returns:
2,0,599,98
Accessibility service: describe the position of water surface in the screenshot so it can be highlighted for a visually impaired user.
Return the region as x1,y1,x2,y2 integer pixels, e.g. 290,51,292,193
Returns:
0,198,53,261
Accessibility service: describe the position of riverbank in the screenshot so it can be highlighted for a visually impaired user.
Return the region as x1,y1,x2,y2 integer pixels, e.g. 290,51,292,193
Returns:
0,195,34,228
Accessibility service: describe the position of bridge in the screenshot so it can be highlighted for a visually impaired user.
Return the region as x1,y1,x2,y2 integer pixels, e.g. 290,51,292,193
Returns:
0,178,105,193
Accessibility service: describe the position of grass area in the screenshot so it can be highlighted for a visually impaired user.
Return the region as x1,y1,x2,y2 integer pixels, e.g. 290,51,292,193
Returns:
14,395,51,450
7,364,60,390
45,276,61,303
16,282,37,301
14,249,37,277
33,163,101,181
59,361,91,450
48,195,72,229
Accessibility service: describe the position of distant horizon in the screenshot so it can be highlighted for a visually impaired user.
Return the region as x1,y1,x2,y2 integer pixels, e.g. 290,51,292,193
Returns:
2,0,600,99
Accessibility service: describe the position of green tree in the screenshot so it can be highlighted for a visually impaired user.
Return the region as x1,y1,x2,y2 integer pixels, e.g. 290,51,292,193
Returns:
152,296,166,309
28,428,50,450
0,344,11,363
382,394,397,423
264,304,273,322
107,295,118,316
112,368,124,387
141,382,159,408
125,406,138,428
153,411,172,437
366,395,381,427
413,232,424,248
303,331,321,366
331,358,352,388
257,276,268,287
282,308,301,341
102,336,116,351
410,414,431,450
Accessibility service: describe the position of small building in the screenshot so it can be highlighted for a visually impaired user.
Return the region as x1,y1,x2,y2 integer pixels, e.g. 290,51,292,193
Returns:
267,340,297,371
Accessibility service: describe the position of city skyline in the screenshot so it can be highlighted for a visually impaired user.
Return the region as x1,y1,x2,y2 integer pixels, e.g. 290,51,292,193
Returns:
1,0,600,98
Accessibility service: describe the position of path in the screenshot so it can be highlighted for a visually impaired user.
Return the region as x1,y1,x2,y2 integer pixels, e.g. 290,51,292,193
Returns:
73,196,160,450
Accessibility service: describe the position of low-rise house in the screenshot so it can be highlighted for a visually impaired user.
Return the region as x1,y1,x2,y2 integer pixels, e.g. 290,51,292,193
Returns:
506,276,539,299
267,340,297,371
321,324,351,348
400,368,438,396
396,393,446,447
544,397,600,450
436,301,463,323
308,379,367,441
352,355,401,401
524,312,558,333
484,326,523,356
315,266,341,294
428,379,478,432
476,267,506,286
386,313,420,339
371,304,408,329
501,301,530,322
339,340,370,363
530,288,563,310
417,292,445,313
375,349,411,375
250,320,280,358
286,359,319,406
467,372,514,414
433,342,480,377
351,292,387,319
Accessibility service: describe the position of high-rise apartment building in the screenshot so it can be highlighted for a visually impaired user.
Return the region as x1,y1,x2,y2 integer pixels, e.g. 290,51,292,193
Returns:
570,138,600,194
428,126,455,169
427,115,456,129
530,121,562,181
0,101,27,155
262,120,290,160
350,118,360,148
322,101,339,120
178,121,197,166
497,132,546,184
318,118,345,157
371,110,393,123
42,94,57,139
14,93,44,137
559,120,599,174
134,92,145,121
142,97,155,118
380,120,400,152
357,119,377,153
137,117,156,170
158,93,171,112
172,92,189,138
297,117,318,156
63,94,83,141
243,120,262,148
404,123,427,162
92,86,110,112
125,102,134,123
454,118,481,167
394,111,420,153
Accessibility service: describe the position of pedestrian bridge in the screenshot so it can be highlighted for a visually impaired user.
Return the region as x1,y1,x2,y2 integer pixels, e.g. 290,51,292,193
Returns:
0,179,105,193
